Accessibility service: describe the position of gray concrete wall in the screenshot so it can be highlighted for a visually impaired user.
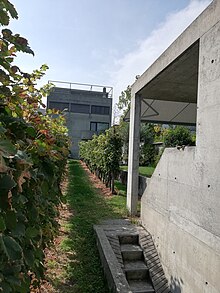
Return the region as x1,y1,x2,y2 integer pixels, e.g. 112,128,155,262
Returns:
141,15,220,293
47,87,112,158
141,147,220,292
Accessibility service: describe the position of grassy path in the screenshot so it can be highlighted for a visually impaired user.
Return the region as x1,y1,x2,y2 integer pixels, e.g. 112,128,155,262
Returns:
44,160,128,293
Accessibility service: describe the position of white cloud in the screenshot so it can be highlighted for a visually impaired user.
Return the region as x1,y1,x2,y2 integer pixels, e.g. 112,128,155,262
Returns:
110,0,212,110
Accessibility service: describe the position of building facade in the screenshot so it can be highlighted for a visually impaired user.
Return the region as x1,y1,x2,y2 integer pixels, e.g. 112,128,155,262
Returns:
127,1,220,292
47,82,112,158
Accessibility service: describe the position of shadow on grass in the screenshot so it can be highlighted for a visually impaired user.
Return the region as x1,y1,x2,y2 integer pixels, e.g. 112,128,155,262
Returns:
54,160,128,293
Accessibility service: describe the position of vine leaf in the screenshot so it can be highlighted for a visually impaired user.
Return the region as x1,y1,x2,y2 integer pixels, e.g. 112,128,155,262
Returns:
0,174,16,191
0,216,6,232
5,210,16,230
17,170,31,192
0,281,12,293
0,235,23,260
3,0,18,20
0,139,17,158
0,155,9,173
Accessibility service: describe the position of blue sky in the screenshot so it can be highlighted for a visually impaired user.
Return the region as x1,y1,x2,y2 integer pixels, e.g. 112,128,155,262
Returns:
9,0,211,111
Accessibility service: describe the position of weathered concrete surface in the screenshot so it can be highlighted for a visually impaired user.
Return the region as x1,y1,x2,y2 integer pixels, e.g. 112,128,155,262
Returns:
141,147,220,292
131,0,220,97
127,94,141,215
94,225,132,293
94,220,133,293
94,220,170,293
127,1,220,292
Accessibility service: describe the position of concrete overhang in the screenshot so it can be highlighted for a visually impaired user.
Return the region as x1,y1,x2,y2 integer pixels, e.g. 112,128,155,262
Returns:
125,0,218,125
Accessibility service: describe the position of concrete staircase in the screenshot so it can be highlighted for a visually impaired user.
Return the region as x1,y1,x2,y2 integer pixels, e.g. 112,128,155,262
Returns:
94,219,171,293
119,234,155,293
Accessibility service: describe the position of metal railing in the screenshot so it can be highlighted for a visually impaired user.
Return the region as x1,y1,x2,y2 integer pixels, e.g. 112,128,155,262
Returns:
48,80,113,98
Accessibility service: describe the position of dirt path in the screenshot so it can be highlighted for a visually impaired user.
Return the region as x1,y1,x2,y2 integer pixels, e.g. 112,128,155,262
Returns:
80,161,112,197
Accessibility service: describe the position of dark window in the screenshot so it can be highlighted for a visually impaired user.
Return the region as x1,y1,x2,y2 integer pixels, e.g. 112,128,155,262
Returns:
49,101,69,111
90,122,97,131
90,122,109,132
91,105,110,115
70,103,90,114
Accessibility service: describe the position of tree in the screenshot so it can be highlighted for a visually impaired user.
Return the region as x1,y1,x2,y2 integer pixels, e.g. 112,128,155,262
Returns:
116,85,131,120
163,126,194,147
116,85,158,166
139,124,156,166
118,120,129,164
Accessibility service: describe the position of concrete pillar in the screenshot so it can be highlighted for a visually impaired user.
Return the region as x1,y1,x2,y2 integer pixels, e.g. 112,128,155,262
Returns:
196,20,220,160
127,93,141,215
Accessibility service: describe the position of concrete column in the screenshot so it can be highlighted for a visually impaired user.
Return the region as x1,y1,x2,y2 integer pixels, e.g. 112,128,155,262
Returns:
196,21,220,160
127,93,141,215
195,21,220,238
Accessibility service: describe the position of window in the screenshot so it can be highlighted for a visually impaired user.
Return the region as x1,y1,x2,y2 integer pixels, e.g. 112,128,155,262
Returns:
91,105,110,115
97,122,109,132
90,122,109,132
90,122,97,131
70,103,90,114
49,101,69,111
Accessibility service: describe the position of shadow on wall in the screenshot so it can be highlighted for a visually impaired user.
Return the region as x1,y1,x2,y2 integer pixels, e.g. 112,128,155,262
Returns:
170,276,184,293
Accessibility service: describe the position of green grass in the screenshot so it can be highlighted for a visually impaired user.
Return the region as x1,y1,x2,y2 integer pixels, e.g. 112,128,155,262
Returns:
55,160,129,293
120,165,155,177
114,180,127,196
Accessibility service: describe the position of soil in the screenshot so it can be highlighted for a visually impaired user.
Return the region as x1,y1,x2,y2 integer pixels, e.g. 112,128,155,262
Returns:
81,161,112,197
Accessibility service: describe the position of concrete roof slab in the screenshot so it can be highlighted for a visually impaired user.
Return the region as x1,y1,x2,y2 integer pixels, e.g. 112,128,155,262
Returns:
126,1,220,125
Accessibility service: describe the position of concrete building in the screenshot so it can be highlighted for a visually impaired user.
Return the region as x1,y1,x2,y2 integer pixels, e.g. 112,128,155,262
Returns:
126,1,220,292
47,81,112,158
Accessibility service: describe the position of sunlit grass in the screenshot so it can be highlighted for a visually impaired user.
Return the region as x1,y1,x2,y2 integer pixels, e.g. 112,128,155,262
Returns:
56,160,129,293
120,165,155,177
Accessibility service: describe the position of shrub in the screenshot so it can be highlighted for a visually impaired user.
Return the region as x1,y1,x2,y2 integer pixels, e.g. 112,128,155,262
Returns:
139,124,156,166
163,126,194,147
79,126,122,193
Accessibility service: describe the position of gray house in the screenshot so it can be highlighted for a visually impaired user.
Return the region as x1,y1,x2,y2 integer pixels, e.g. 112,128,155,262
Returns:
47,81,112,158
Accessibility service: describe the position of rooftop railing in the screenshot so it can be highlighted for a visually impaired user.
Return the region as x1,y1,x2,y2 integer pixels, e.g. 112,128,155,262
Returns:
48,80,113,98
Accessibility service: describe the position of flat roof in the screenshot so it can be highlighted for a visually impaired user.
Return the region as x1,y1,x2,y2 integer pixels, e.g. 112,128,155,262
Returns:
125,0,219,125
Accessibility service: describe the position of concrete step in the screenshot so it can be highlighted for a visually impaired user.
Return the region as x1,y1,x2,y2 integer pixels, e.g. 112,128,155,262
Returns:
129,280,155,293
119,233,139,245
124,260,148,280
121,244,144,261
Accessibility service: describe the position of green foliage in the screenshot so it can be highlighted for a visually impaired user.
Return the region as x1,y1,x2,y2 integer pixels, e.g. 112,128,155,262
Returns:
118,121,129,164
163,126,194,147
116,85,131,113
116,85,157,166
79,126,122,193
0,0,18,26
139,123,156,166
120,165,155,178
0,1,70,291
118,122,157,166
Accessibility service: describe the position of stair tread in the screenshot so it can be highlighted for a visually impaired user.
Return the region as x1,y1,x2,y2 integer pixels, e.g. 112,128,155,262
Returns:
129,280,155,293
119,234,139,244
121,244,143,252
124,260,148,271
